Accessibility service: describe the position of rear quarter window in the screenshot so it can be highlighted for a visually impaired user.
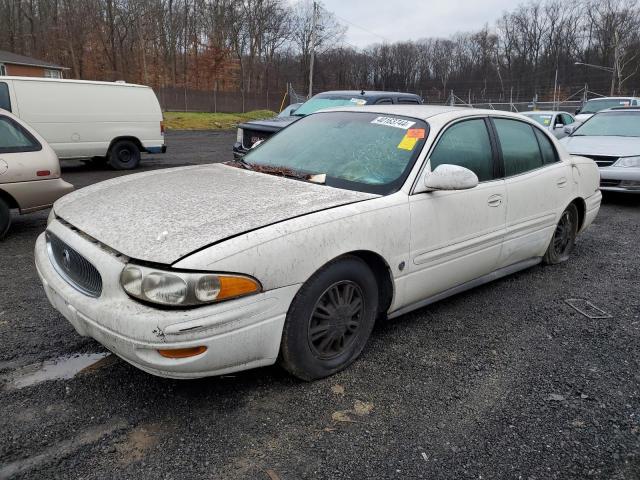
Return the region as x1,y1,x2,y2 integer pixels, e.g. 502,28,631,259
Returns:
0,116,42,153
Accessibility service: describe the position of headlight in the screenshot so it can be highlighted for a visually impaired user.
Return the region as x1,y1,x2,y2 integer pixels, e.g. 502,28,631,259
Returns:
236,128,243,143
47,209,56,226
614,156,640,167
120,264,261,306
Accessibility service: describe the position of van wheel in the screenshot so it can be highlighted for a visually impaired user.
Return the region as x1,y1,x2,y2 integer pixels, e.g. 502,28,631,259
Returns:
108,140,141,170
279,256,378,381
0,198,11,240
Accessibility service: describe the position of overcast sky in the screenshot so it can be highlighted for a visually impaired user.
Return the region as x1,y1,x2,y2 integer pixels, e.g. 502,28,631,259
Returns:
320,0,516,48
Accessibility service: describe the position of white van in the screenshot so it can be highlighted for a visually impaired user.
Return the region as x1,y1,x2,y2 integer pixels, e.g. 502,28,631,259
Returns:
0,77,165,169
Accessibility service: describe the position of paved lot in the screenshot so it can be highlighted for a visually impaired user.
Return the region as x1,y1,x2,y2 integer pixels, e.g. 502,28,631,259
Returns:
0,130,639,479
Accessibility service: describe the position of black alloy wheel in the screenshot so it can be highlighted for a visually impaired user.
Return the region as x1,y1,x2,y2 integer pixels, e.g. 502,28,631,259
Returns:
307,280,365,360
543,203,578,264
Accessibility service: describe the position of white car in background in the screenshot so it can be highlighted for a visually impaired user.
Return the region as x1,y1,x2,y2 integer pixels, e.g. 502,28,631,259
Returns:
521,111,577,138
36,106,601,381
575,96,640,123
561,107,640,193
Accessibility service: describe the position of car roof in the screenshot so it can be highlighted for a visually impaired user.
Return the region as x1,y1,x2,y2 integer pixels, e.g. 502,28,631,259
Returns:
320,105,528,121
315,90,422,99
585,96,640,101
521,111,568,115
601,106,640,112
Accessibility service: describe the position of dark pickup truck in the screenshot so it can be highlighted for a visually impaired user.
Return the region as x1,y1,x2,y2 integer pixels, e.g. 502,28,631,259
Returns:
233,90,423,157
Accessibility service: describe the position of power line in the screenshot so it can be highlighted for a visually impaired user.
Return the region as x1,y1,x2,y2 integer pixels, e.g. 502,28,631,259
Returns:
318,4,390,44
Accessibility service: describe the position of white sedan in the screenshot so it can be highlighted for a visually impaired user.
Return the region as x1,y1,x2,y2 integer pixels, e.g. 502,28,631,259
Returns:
35,106,602,381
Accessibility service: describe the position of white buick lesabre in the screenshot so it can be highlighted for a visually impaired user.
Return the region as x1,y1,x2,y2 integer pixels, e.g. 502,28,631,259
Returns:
35,106,602,381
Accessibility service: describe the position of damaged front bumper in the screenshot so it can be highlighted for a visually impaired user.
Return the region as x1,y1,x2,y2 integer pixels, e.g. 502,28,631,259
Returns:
34,220,300,379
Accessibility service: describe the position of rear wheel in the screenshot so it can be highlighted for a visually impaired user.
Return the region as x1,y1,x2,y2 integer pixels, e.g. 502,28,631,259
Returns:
0,198,11,240
279,256,378,381
108,140,141,170
543,203,578,265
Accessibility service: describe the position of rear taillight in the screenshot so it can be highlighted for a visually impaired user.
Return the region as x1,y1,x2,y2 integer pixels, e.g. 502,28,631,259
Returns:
160,121,165,136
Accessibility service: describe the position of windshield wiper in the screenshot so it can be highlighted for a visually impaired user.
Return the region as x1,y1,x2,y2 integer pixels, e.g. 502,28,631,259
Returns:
249,164,312,181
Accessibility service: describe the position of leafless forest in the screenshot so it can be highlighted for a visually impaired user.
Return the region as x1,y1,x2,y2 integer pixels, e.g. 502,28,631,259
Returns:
1,0,640,109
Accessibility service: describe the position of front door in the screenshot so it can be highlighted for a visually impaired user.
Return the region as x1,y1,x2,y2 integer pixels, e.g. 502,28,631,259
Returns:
404,117,506,307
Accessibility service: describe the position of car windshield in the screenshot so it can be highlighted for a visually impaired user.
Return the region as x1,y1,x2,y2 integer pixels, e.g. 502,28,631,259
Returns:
523,113,554,127
572,111,640,137
293,96,368,116
240,111,428,194
580,99,634,114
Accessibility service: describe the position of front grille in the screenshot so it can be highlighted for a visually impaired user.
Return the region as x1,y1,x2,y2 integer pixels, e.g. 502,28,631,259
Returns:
46,232,103,297
582,155,618,167
242,129,270,149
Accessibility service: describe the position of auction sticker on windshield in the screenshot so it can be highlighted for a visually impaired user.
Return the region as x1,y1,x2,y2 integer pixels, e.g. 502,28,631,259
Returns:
371,116,416,129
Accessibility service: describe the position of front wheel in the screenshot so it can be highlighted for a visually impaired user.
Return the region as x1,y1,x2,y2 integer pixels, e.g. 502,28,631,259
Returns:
0,197,11,240
279,256,379,381
108,140,141,170
543,203,579,265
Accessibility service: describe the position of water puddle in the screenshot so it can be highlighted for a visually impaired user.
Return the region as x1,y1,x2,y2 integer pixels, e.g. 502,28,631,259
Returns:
2,352,114,390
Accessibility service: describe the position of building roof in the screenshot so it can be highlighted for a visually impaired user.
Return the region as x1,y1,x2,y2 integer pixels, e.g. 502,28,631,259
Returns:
0,50,65,69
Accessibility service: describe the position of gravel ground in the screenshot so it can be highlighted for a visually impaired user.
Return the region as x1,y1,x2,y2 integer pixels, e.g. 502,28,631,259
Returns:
0,130,639,479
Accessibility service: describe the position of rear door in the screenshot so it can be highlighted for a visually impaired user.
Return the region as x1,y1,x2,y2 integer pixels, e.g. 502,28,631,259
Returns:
405,117,506,306
491,117,571,268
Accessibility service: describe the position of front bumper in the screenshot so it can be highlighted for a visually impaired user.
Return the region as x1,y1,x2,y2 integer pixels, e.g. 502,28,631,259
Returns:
145,145,167,154
599,166,640,193
35,220,300,379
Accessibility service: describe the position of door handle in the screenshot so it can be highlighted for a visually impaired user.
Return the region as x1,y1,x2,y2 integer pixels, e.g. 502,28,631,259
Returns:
487,194,502,207
557,177,568,187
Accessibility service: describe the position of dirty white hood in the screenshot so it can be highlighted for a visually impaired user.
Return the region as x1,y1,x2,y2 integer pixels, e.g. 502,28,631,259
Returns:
54,164,377,264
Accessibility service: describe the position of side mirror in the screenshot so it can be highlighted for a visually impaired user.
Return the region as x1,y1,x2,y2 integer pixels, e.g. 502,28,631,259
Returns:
423,164,479,191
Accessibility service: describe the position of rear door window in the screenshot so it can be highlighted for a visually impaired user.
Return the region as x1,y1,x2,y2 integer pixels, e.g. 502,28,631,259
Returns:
493,118,543,176
0,82,11,112
0,116,41,153
429,119,495,182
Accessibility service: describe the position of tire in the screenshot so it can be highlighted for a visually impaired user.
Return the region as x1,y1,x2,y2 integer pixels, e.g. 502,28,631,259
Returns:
279,255,379,381
543,203,579,265
0,197,11,240
108,140,141,170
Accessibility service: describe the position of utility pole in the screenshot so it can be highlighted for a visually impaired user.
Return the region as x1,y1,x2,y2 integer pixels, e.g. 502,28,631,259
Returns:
308,1,318,98
611,31,618,96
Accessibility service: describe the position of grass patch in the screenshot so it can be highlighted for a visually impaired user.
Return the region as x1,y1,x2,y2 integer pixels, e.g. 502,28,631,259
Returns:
163,110,276,130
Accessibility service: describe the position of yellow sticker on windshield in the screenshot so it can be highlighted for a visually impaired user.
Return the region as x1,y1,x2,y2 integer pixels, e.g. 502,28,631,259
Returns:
398,135,418,150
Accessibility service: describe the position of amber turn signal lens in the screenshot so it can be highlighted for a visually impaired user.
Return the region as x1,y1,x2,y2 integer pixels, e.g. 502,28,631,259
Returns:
217,276,261,300
157,346,207,359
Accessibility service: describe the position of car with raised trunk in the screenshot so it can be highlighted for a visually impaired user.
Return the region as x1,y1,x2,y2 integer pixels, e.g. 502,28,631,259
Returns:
233,90,423,158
